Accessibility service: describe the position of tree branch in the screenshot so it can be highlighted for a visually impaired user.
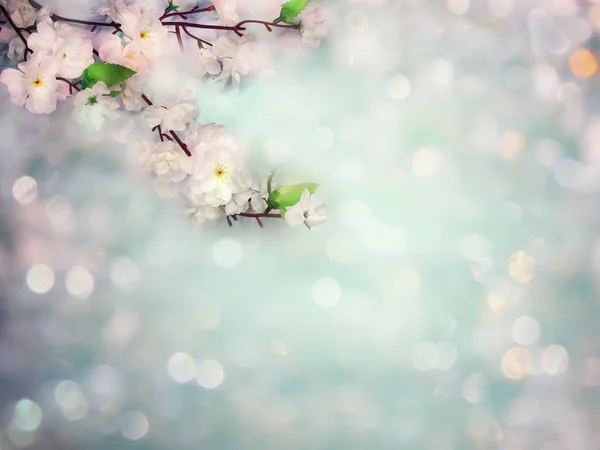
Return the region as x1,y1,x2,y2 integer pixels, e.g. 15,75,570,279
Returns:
27,0,121,32
160,5,215,21
142,94,191,157
57,77,81,94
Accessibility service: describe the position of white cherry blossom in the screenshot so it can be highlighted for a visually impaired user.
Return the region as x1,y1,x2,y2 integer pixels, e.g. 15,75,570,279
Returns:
284,189,327,229
211,0,239,25
140,141,188,183
247,174,268,213
197,46,221,76
179,189,224,225
118,75,145,111
145,102,197,132
213,35,263,85
6,0,36,28
190,147,247,206
28,21,94,79
7,36,25,60
98,34,151,73
0,54,60,114
120,8,167,60
91,0,125,19
73,81,120,130
299,5,329,49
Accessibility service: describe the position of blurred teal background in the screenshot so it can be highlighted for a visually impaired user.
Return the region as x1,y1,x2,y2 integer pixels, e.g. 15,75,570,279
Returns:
2,0,600,449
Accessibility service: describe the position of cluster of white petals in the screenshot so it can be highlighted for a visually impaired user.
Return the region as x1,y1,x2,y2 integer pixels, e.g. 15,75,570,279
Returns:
284,189,327,229
28,21,94,79
0,7,93,113
299,5,329,49
0,0,330,229
213,35,265,85
73,81,120,130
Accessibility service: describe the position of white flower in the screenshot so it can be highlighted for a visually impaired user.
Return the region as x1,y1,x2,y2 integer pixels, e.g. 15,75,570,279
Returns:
247,174,268,213
28,21,94,79
120,8,167,60
35,6,53,26
210,0,239,25
0,54,60,114
179,189,224,225
197,46,221,76
91,0,131,22
190,147,247,206
7,36,25,60
223,191,251,215
73,81,120,130
140,141,188,183
184,124,247,206
6,0,36,28
118,75,144,111
213,35,262,85
98,34,151,73
284,189,327,229
145,102,197,132
299,5,329,48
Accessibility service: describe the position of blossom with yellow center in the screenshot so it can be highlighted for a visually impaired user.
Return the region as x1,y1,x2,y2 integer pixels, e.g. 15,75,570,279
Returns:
214,163,228,180
31,77,43,88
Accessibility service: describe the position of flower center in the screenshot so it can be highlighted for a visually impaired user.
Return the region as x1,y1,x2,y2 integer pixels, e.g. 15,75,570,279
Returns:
139,30,150,40
213,163,227,179
86,96,98,106
31,77,43,88
62,53,67,60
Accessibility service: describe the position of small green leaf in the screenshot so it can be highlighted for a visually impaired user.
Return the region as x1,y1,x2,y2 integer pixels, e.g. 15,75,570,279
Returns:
81,62,136,90
278,0,311,24
106,90,121,97
165,0,179,13
267,182,318,209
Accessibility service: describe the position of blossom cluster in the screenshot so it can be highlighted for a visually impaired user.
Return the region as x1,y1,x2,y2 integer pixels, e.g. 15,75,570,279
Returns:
0,0,329,229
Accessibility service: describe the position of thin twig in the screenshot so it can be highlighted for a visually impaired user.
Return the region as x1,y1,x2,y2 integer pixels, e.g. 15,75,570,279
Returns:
142,94,191,157
160,5,215,21
181,26,213,47
28,0,121,32
161,21,242,32
57,77,81,94
175,25,184,52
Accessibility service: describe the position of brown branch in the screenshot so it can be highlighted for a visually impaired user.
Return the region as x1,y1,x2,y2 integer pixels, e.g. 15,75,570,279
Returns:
57,77,81,94
234,20,297,32
160,5,215,21
174,25,184,52
28,0,121,32
142,94,191,157
181,26,213,47
229,212,282,228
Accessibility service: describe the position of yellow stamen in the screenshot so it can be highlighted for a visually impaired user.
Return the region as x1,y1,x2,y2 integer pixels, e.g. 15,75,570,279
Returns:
214,163,227,179
139,30,150,40
31,77,43,88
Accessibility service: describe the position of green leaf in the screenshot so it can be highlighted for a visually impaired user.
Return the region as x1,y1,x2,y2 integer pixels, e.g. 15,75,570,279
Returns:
107,90,121,97
267,182,319,210
81,62,136,90
278,0,311,24
165,0,179,13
